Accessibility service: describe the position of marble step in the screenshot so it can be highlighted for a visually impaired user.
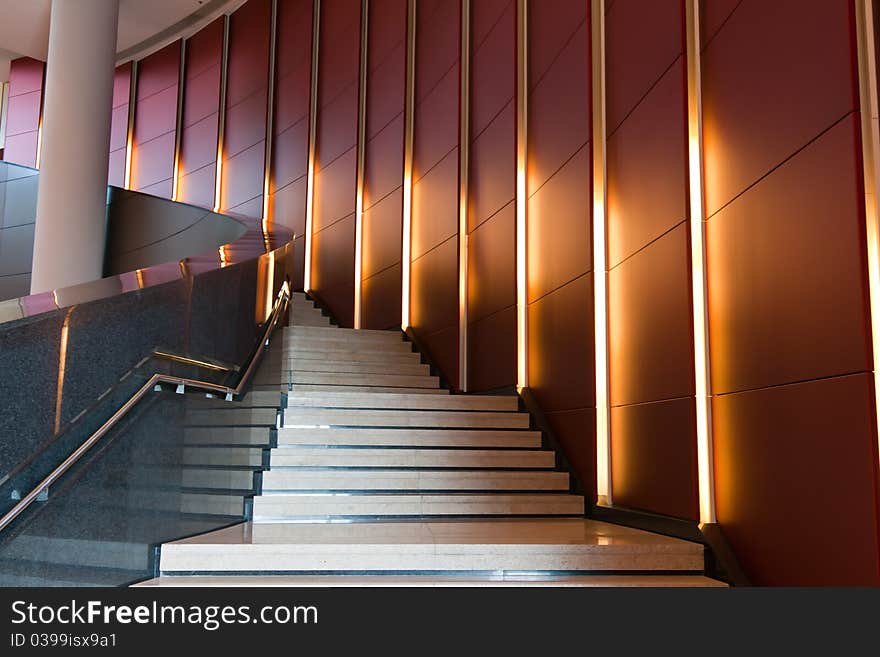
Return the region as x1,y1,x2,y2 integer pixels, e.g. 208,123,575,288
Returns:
290,318,333,328
277,427,541,448
252,493,585,519
283,408,529,429
183,446,265,467
287,372,440,388
185,408,279,426
284,360,430,376
286,392,517,412
186,391,283,409
137,574,727,587
261,469,569,491
278,348,420,364
180,468,259,490
157,519,705,574
268,447,554,468
284,335,412,352
286,326,403,342
288,384,448,395
184,427,274,446
3,536,149,572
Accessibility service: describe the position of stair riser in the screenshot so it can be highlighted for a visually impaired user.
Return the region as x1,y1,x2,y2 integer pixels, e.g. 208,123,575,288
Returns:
278,350,420,364
269,449,554,468
276,428,541,448
287,385,448,395
285,394,517,412
185,410,278,426
283,410,528,429
282,361,430,375
287,373,439,388
261,471,569,491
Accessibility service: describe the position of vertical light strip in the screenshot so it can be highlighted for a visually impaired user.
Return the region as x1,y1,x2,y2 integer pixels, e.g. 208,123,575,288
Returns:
262,0,279,230
0,82,9,150
303,0,322,292
265,250,276,321
590,0,611,503
214,16,231,212
515,0,528,391
354,0,370,329
855,0,880,497
53,307,74,434
685,0,715,524
401,0,417,330
123,61,138,189
35,116,43,169
172,40,187,201
459,0,471,390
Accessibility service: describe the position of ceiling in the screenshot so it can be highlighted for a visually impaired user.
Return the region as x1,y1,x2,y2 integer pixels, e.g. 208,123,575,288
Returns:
0,0,240,82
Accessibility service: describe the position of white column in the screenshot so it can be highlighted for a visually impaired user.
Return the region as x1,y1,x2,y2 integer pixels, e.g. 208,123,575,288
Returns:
30,0,120,294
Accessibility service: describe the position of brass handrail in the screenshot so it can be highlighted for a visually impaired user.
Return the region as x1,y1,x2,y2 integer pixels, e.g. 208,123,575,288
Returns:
0,279,291,534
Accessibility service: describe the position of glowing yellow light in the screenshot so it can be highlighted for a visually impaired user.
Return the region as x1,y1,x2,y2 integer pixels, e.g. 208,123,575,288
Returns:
265,250,275,322
35,116,43,169
855,0,880,521
400,0,416,331
213,146,223,213
591,0,610,503
54,307,74,434
219,245,228,268
303,0,321,293
171,155,181,201
135,268,145,289
686,0,715,524
515,0,528,392
459,0,470,390
353,0,369,330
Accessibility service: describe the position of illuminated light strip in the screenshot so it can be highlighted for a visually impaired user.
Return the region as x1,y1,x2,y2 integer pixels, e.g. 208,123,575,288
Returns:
0,82,9,151
590,0,610,504
214,16,231,212
135,268,146,289
262,0,279,231
54,307,75,434
685,0,715,524
172,40,186,201
265,250,276,321
354,0,370,330
35,116,43,169
123,61,138,190
855,0,880,509
515,0,528,392
401,0,417,330
303,0,321,292
459,0,471,390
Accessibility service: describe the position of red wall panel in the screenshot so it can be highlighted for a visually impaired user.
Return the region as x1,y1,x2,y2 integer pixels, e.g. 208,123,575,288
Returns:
108,63,132,187
270,0,314,289
4,58,44,168
526,1,593,494
410,0,461,382
131,41,181,198
466,0,516,391
702,0,879,583
361,0,407,329
221,0,272,217
604,0,697,519
178,17,224,209
311,0,361,327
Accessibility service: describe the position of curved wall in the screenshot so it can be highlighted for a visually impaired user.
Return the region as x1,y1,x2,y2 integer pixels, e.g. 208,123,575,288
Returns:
2,0,880,585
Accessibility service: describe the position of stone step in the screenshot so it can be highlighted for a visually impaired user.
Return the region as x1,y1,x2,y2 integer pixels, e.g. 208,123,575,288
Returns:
286,392,517,412
184,408,278,426
252,493,585,519
183,446,265,467
284,336,412,352
288,372,440,388
268,447,554,468
184,427,274,446
283,408,529,429
286,326,402,341
285,359,430,376
290,316,332,327
137,574,727,587
278,348,420,364
261,469,569,492
186,391,282,409
289,384,448,395
157,519,705,574
180,468,258,490
277,427,541,448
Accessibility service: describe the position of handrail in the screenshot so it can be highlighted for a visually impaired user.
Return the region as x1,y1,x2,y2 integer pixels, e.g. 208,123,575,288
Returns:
0,279,291,534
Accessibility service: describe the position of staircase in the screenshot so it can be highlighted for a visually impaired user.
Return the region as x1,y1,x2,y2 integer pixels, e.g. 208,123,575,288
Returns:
138,292,725,587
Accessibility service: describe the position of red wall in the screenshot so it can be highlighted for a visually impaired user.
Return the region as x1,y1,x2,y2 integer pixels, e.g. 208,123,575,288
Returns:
410,0,461,385
466,0,516,392
269,0,314,290
702,0,880,584
221,0,272,218
4,58,44,168
605,0,698,520
178,17,224,209
131,41,181,198
526,1,594,494
108,63,132,187
310,0,361,327
360,0,407,330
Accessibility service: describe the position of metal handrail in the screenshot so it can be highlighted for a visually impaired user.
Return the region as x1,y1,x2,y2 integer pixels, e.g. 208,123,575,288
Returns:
0,279,291,534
